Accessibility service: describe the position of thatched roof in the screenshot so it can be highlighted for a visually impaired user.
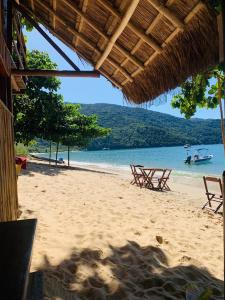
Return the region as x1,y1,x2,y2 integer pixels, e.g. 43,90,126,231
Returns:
15,0,219,104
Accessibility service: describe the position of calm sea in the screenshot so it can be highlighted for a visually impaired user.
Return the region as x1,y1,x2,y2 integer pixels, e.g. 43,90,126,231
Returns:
39,144,225,176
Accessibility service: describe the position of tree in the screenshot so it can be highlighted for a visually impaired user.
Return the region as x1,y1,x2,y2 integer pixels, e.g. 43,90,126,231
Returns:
61,104,110,166
14,50,62,145
171,65,225,150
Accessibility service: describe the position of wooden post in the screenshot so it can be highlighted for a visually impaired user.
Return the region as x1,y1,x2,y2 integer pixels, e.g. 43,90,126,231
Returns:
49,141,52,165
68,146,70,167
55,142,59,166
221,0,225,283
5,0,12,112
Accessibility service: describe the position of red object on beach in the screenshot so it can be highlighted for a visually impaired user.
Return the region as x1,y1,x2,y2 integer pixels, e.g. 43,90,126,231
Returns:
15,156,27,169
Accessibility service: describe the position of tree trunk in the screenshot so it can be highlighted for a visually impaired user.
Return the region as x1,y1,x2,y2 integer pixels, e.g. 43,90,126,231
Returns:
55,141,59,166
49,141,52,165
68,146,70,167
217,76,225,154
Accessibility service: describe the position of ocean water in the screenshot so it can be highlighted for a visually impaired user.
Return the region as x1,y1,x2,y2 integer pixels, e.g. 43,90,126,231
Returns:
38,144,225,176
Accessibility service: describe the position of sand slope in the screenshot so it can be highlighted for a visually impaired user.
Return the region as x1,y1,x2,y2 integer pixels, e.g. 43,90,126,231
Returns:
18,161,224,299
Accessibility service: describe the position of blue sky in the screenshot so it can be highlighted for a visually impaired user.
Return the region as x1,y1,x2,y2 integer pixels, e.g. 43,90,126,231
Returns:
26,28,220,119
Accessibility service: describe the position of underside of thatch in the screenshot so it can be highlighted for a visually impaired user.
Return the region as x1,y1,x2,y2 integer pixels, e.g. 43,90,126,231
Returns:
15,0,219,104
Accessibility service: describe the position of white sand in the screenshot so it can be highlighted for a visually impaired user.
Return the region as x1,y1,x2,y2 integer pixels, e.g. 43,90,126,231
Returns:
18,160,224,299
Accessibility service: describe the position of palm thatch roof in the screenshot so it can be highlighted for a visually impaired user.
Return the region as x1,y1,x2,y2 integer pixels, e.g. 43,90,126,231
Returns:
15,0,219,104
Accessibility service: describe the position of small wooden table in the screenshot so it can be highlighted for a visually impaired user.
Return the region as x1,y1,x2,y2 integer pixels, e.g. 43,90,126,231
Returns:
140,168,171,191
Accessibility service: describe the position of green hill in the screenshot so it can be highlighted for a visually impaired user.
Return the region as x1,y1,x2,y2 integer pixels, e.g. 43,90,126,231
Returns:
78,103,222,150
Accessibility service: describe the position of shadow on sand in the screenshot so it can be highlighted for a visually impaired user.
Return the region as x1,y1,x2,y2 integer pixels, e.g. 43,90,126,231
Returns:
20,161,116,177
39,241,224,300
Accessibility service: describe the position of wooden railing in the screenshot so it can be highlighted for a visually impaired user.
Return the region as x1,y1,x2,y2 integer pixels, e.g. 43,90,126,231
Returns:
0,100,18,221
0,31,11,76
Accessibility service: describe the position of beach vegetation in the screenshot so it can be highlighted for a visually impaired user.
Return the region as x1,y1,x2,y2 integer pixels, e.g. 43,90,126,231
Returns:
78,103,223,150
14,50,109,162
171,65,225,150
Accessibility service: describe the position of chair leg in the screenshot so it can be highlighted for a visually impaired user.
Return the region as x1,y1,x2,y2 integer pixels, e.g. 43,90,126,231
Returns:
214,202,223,213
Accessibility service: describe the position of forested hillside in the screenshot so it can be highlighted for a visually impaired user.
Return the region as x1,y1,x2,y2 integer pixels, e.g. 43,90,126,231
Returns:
78,103,222,150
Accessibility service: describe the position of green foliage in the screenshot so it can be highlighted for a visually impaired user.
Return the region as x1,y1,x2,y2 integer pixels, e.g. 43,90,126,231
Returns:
171,66,224,119
61,103,110,148
15,143,29,156
78,103,223,150
21,18,34,32
14,50,109,153
205,0,222,13
198,288,213,300
14,50,63,144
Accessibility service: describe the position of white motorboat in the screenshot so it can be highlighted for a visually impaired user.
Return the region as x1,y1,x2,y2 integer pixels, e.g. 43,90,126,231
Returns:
184,148,213,164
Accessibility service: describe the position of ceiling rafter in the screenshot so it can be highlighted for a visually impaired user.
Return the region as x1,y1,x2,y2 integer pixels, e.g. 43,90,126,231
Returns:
62,0,144,70
34,0,133,82
95,0,140,70
30,0,34,11
74,0,88,47
147,0,185,30
97,0,162,53
132,1,205,78
52,0,56,29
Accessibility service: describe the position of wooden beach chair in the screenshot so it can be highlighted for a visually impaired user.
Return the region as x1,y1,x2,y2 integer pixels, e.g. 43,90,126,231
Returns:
130,165,144,187
202,176,223,213
158,169,172,191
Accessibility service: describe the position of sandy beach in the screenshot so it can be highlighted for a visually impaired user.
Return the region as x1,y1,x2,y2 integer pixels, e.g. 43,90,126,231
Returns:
18,160,223,299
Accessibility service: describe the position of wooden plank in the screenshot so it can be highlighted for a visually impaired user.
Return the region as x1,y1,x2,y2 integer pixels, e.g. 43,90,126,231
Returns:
96,0,140,69
0,219,37,300
12,69,100,77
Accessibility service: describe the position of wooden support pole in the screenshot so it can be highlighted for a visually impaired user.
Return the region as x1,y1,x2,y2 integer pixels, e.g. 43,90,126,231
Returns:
96,0,140,69
13,1,81,71
147,0,185,30
11,69,100,77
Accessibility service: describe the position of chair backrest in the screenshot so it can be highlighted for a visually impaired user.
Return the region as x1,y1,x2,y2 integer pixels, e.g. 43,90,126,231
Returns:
203,176,223,197
164,169,172,178
130,164,144,175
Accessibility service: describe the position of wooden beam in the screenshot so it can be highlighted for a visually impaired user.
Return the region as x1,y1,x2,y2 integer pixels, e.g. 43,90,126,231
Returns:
184,2,205,23
147,0,185,30
13,18,26,59
29,0,133,81
96,0,140,69
97,0,162,53
52,0,56,29
100,69,122,89
131,1,205,78
63,0,144,70
30,0,34,11
13,1,81,71
146,13,161,34
74,0,88,47
11,69,100,77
